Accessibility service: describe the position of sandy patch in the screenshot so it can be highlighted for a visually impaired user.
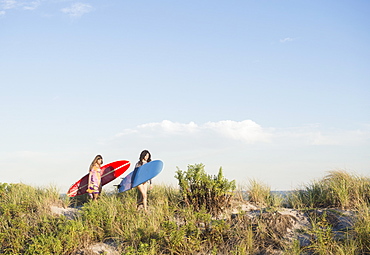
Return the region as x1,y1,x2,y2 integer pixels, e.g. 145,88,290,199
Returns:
50,205,80,220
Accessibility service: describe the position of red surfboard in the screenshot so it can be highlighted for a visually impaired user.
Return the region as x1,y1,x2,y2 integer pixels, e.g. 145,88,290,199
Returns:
67,160,130,197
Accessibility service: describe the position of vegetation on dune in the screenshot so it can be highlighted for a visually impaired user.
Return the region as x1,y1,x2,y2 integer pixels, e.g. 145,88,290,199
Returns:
175,163,236,217
246,179,284,208
287,170,370,210
0,168,369,254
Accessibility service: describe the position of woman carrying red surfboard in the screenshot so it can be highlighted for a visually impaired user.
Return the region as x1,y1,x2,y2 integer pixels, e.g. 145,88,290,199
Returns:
87,155,103,201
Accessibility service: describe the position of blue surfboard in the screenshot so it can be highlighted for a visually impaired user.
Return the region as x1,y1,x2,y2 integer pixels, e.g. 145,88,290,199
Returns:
118,160,164,193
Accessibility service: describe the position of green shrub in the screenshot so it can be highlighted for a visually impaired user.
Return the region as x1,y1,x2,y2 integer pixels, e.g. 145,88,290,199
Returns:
175,163,236,217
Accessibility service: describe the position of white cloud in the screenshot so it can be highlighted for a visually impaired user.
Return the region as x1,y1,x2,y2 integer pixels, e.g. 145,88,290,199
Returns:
117,120,272,144
115,120,370,147
61,2,92,17
139,120,199,134
273,126,370,146
308,129,370,146
115,129,138,137
204,120,272,143
0,0,18,13
22,0,41,10
1,0,17,10
0,0,41,14
280,37,295,43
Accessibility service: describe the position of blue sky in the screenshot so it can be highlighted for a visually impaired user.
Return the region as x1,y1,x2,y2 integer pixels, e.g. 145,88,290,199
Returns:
1,0,369,192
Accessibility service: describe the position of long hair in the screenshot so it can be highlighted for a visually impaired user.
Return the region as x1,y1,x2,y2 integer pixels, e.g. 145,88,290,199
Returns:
90,155,103,171
137,150,151,167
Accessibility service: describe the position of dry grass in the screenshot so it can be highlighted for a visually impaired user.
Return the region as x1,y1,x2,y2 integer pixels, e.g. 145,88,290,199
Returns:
246,179,283,208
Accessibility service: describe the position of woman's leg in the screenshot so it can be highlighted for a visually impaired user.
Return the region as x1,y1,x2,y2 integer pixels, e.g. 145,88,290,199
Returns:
92,193,99,201
137,187,143,205
137,183,148,211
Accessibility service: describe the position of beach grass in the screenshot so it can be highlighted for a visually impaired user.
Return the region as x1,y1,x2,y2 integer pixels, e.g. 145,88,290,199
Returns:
1,169,369,254
246,179,284,208
287,170,370,210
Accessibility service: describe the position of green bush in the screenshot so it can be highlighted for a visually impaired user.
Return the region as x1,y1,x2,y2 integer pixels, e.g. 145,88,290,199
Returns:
175,163,236,216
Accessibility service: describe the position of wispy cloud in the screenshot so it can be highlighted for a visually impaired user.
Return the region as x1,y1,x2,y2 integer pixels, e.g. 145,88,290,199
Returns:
115,120,370,147
61,2,92,18
0,0,41,13
307,129,369,146
139,120,199,135
0,0,93,17
271,125,370,147
0,0,18,10
117,120,273,144
22,0,41,10
204,120,272,143
1,0,18,11
280,37,295,43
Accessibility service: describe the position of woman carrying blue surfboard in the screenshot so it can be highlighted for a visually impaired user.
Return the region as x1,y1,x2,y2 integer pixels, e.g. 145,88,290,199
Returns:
116,150,164,210
133,150,152,211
